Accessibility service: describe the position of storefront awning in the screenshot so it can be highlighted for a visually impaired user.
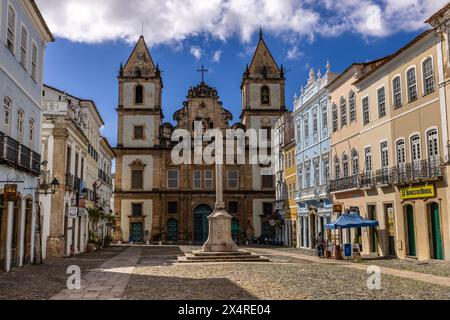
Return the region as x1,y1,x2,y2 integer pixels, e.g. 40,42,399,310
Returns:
325,213,379,230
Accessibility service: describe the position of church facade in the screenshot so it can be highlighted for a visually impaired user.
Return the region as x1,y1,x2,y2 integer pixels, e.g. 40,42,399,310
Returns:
114,33,286,244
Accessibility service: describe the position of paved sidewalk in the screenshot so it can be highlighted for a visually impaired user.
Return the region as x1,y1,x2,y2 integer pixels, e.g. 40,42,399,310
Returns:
248,247,450,288
51,247,142,300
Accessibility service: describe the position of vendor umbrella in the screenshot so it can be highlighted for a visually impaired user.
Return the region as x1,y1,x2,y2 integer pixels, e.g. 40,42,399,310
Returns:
325,213,379,230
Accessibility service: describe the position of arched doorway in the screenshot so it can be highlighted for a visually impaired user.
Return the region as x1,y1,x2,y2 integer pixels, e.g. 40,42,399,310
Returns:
231,218,240,242
405,205,416,257
429,202,443,260
194,205,212,243
167,218,178,242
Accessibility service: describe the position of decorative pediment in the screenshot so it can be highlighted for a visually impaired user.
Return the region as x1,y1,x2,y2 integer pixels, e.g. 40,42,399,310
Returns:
187,82,218,99
129,159,146,169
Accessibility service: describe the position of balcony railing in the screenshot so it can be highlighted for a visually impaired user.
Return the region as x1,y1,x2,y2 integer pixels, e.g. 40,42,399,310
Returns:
0,132,4,161
4,136,19,164
360,172,375,189
329,175,359,193
392,159,445,185
376,168,392,187
19,145,31,170
31,152,41,174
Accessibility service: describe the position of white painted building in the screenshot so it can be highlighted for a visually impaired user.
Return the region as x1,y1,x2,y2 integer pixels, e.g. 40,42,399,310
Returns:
0,0,53,271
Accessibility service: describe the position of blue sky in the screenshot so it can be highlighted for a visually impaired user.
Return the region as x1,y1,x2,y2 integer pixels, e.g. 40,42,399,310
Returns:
38,0,447,147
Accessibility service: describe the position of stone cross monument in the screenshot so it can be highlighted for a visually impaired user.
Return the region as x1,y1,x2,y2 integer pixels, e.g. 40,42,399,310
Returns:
202,161,238,252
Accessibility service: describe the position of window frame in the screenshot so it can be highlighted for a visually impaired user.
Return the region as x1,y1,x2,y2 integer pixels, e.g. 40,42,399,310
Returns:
377,86,386,119
31,41,38,81
396,139,406,166
20,23,28,69
193,170,202,189
362,96,370,125
133,125,145,140
406,66,418,103
332,103,338,132
422,57,435,95
380,141,389,169
426,128,440,159
340,97,347,128
349,90,356,123
392,76,402,109
204,170,213,189
3,97,12,134
410,134,422,162
167,170,180,189
134,84,144,105
261,85,270,105
227,170,239,190
6,4,16,55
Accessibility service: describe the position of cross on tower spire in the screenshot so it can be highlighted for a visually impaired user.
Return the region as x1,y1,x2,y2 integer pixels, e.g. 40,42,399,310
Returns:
197,65,209,83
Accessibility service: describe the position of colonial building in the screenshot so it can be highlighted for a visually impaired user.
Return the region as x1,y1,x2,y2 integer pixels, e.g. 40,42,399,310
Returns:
114,31,285,244
294,64,337,250
41,85,114,258
328,3,450,261
0,0,53,271
273,112,296,246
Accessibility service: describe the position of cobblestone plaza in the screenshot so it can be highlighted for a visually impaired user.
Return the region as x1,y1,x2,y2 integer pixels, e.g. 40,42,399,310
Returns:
1,246,450,300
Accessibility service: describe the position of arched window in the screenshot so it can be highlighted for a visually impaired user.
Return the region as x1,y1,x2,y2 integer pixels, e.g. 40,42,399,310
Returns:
342,153,349,177
427,129,439,159
135,85,144,104
332,104,338,132
351,149,359,175
349,91,356,123
407,67,418,102
411,135,421,162
393,76,402,108
261,86,270,105
396,139,406,165
340,97,347,128
422,58,435,94
334,156,340,179
7,5,16,53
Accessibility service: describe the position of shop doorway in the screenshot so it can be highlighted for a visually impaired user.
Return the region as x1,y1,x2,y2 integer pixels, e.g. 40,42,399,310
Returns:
368,205,378,253
385,204,396,257
405,205,416,257
429,203,443,260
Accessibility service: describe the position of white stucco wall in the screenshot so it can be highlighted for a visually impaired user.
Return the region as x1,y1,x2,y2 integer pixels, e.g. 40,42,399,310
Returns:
121,155,154,191
123,115,156,148
249,84,281,110
123,82,156,109
120,200,153,242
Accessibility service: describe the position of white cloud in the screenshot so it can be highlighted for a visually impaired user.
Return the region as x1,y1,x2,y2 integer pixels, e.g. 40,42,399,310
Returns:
287,46,301,60
36,0,448,45
190,46,203,60
212,50,223,63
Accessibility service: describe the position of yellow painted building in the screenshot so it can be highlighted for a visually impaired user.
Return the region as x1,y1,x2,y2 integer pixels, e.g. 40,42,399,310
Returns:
283,143,297,247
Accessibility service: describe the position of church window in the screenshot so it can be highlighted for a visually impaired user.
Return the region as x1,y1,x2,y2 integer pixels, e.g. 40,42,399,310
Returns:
134,125,144,140
193,170,202,189
227,170,239,189
204,170,213,189
132,203,143,217
262,175,274,189
261,86,270,105
131,169,143,189
167,170,179,189
168,202,178,214
229,201,238,215
135,85,144,104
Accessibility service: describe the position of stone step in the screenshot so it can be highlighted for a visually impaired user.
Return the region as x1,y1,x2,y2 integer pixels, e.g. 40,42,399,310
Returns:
177,256,270,263
190,250,253,257
184,254,265,260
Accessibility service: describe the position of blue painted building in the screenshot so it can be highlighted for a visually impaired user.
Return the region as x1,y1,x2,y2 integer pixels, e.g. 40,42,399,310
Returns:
0,0,53,271
293,64,337,250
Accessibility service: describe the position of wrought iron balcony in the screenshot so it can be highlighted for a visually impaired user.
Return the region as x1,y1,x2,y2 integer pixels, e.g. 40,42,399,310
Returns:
392,159,445,185
31,152,41,174
329,175,359,193
19,145,31,170
4,136,19,164
360,172,375,189
0,132,4,161
376,168,392,187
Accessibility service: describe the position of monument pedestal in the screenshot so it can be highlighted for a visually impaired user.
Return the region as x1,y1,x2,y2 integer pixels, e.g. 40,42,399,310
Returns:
202,208,238,253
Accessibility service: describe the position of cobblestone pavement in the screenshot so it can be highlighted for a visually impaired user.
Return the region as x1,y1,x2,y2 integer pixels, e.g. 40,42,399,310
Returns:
0,246,126,300
1,245,450,300
124,246,450,300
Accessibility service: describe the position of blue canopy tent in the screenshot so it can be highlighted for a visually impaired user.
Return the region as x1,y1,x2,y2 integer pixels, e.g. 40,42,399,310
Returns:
325,214,379,230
